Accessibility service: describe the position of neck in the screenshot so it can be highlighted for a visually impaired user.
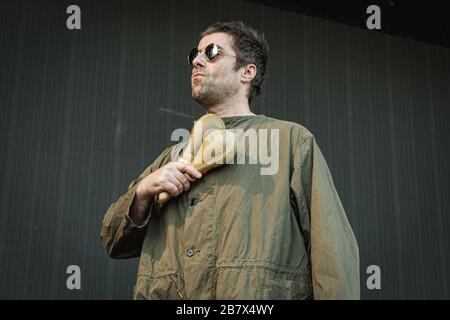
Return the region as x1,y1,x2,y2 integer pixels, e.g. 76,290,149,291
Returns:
203,96,255,117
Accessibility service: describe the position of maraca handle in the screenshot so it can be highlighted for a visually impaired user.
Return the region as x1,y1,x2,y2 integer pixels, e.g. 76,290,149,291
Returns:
157,159,191,204
158,191,170,203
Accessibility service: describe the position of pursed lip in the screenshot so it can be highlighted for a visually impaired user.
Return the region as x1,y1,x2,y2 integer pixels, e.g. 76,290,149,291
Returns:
192,73,205,79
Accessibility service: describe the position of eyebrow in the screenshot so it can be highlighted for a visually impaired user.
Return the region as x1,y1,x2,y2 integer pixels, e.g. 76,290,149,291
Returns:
197,43,226,52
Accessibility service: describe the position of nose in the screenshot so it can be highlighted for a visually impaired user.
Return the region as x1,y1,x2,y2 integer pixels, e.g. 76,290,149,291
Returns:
192,51,206,68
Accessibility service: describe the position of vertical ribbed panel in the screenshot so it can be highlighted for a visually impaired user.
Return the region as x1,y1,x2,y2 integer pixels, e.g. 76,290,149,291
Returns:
0,0,448,299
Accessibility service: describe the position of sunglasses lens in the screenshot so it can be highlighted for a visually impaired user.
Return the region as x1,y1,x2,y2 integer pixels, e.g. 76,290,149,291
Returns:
188,48,198,65
188,44,220,65
205,44,219,61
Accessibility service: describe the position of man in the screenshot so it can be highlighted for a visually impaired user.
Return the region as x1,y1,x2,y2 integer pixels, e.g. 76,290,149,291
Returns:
101,21,360,299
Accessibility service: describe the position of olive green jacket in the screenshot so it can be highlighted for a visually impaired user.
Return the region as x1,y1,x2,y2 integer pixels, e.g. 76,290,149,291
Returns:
101,115,360,300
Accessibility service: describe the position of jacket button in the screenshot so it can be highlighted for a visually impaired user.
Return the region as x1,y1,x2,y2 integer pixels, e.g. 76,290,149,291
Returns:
190,198,198,206
186,248,195,257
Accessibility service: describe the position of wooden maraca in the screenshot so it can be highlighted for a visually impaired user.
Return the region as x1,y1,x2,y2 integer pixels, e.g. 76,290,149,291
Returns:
157,114,237,204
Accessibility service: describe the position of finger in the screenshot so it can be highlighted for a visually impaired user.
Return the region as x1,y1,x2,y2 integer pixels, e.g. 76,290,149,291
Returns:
173,170,190,192
179,163,202,179
174,162,200,180
166,176,183,195
163,182,180,197
174,162,188,176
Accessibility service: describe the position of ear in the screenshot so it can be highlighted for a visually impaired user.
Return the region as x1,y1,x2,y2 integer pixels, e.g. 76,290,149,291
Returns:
240,64,257,84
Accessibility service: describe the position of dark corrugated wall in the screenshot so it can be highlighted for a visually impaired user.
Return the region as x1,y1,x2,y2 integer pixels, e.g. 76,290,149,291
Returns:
0,0,449,299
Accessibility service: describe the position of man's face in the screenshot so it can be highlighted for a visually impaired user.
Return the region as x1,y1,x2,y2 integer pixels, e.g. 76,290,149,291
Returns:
191,32,243,107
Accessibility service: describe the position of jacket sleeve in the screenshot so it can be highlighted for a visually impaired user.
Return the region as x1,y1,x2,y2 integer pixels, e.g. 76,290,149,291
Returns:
290,133,360,299
100,146,174,259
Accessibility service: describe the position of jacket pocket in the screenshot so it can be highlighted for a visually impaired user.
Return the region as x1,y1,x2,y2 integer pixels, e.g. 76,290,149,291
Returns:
214,262,312,300
262,273,313,300
134,270,185,300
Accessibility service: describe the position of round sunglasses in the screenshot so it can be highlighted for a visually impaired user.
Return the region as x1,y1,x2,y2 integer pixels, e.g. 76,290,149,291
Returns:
188,43,239,65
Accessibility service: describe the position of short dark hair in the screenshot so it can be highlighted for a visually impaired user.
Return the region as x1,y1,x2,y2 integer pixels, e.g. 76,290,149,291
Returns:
199,21,269,105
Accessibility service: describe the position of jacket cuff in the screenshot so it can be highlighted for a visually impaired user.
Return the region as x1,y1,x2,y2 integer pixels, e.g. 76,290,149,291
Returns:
122,184,153,229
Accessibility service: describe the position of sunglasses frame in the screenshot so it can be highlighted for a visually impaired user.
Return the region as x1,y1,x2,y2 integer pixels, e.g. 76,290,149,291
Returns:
188,43,238,65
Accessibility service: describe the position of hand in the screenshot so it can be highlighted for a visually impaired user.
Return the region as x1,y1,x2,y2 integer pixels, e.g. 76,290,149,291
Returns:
136,161,202,200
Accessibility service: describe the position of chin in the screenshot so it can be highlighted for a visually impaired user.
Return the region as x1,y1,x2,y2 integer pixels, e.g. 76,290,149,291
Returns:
192,88,204,100
191,93,202,104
